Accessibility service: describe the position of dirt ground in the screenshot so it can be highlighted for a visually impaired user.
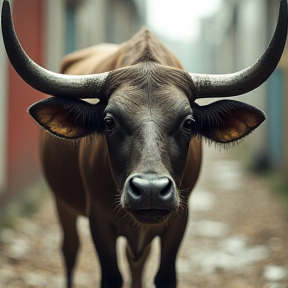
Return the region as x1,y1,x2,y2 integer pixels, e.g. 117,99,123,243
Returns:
1,145,288,288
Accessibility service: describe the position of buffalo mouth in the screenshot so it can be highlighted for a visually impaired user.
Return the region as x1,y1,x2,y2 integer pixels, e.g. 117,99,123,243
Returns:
131,209,171,224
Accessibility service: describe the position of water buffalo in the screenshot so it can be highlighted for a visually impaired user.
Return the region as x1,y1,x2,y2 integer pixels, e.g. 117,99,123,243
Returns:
2,0,287,287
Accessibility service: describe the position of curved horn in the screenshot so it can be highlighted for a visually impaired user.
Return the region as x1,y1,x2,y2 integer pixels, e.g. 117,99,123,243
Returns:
190,0,288,99
1,0,108,99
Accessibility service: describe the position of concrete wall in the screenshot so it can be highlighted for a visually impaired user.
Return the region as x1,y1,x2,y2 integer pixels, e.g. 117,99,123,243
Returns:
198,0,282,168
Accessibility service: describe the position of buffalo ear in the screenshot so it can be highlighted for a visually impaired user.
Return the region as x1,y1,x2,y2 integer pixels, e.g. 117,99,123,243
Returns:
193,100,266,143
28,97,105,139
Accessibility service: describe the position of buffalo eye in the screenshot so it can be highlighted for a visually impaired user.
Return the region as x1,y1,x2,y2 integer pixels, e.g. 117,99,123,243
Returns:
104,116,115,132
182,118,195,134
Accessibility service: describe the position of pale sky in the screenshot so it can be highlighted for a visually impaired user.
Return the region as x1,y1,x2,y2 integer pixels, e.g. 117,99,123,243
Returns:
146,0,223,41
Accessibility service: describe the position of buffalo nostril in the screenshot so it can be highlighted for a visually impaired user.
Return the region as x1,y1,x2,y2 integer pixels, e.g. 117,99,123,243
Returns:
129,177,143,197
159,178,173,198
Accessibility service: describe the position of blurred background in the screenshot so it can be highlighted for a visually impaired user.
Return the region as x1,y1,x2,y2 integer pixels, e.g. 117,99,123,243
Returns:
1,0,288,287
0,0,287,207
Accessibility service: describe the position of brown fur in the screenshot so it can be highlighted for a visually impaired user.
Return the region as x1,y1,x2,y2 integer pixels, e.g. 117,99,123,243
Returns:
40,28,202,288
34,26,268,288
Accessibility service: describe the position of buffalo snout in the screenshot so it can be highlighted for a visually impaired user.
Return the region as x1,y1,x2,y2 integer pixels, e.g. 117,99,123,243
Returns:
122,173,179,224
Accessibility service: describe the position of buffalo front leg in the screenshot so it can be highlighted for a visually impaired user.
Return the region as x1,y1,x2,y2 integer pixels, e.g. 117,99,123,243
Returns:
89,206,122,288
126,242,151,288
154,210,189,288
55,197,80,288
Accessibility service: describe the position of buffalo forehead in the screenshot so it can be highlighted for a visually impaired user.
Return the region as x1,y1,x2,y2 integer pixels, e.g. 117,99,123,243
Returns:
107,85,192,126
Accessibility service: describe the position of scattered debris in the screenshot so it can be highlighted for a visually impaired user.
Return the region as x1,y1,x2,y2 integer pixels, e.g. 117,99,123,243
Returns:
1,147,288,288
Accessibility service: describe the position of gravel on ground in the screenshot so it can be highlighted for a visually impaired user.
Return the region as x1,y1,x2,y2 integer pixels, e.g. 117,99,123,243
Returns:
1,145,288,288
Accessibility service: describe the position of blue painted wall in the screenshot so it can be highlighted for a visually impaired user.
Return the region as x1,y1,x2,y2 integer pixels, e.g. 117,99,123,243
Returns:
267,68,284,168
